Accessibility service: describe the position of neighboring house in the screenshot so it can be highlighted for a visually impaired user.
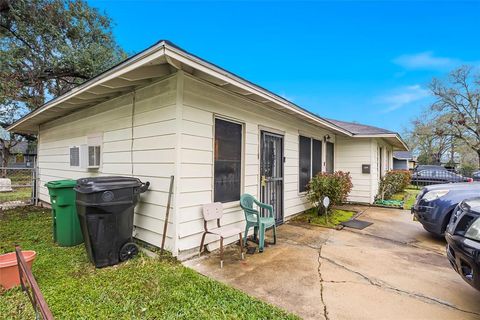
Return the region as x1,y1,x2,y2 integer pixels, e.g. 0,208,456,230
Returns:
0,141,37,168
8,41,408,259
393,151,416,170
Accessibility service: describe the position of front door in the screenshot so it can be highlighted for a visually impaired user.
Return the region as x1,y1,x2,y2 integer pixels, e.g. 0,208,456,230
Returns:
260,131,284,224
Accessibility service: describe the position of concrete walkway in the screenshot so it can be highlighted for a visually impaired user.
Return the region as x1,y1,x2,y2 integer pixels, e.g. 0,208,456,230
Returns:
184,206,480,320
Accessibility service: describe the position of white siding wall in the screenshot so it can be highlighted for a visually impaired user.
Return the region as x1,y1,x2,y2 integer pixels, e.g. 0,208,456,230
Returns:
176,74,336,257
36,69,399,259
370,139,394,200
335,137,375,203
37,75,179,254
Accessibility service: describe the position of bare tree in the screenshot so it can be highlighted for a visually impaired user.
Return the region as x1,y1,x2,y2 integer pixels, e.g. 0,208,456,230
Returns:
430,66,480,167
405,112,450,165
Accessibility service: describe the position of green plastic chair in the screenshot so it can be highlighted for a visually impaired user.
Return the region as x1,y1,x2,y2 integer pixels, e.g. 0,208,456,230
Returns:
240,194,277,252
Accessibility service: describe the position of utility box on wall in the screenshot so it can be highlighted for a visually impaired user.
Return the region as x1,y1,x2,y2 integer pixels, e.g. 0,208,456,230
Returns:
362,164,371,174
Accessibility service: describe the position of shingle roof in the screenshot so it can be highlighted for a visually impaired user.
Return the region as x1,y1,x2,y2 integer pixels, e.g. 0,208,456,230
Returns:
324,118,396,135
393,151,413,160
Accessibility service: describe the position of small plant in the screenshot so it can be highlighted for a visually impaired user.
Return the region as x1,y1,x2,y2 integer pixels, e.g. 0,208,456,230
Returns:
460,163,476,177
306,171,353,217
377,170,412,200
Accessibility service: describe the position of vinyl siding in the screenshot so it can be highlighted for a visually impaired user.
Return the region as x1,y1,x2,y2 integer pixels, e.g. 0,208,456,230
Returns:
176,74,337,257
372,139,394,199
35,69,398,260
37,75,178,254
335,137,375,203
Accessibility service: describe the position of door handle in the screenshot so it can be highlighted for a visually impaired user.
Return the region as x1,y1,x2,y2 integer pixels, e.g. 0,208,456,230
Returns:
261,175,266,187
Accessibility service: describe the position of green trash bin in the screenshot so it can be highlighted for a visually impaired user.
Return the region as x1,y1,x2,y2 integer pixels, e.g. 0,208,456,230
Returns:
45,180,83,247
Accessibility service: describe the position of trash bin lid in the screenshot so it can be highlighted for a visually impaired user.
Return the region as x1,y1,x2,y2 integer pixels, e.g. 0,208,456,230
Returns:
74,176,143,193
45,179,77,189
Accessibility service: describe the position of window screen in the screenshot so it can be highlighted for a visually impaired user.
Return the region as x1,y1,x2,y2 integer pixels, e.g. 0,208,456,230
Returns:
379,147,383,178
299,136,311,192
70,147,80,167
312,139,322,176
326,142,334,173
214,118,242,203
88,145,101,167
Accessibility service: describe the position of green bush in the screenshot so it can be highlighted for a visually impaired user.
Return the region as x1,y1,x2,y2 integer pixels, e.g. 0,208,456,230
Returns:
460,163,476,177
377,170,412,200
306,171,353,214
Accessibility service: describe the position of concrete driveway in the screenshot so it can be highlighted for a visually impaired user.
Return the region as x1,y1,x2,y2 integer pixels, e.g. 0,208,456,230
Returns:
184,206,480,320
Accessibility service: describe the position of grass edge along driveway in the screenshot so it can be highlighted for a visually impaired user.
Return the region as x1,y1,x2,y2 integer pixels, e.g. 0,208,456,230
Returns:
0,206,298,319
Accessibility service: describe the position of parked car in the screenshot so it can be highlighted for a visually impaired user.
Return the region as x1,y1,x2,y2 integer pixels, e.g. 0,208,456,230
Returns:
412,182,480,236
411,169,472,186
445,198,480,291
413,165,447,173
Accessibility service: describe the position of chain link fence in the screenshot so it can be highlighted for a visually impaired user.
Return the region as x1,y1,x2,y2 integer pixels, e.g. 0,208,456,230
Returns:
0,167,37,206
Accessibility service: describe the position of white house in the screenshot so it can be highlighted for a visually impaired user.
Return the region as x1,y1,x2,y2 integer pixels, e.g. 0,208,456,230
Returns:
8,41,408,259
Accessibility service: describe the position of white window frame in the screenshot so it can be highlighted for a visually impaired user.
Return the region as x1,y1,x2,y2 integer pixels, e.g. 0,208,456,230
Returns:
212,116,244,204
298,135,323,193
86,133,103,169
69,146,81,167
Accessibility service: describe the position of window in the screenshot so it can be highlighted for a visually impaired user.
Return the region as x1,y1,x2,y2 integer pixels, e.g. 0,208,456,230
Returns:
299,136,323,192
312,139,322,176
70,146,80,167
379,147,384,178
326,142,334,174
214,118,242,203
87,133,102,169
387,150,391,170
88,145,101,168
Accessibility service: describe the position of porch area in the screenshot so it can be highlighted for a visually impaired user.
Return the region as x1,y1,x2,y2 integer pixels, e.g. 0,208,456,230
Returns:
184,206,480,320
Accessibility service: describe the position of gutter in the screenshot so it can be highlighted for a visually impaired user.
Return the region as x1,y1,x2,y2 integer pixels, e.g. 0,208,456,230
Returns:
8,40,353,138
163,44,353,137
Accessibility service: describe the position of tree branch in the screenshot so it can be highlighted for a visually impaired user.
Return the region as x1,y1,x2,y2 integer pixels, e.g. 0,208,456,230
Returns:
0,23,37,53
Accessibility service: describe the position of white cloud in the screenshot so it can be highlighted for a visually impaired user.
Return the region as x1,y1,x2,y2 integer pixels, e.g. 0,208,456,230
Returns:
393,52,461,71
376,84,430,113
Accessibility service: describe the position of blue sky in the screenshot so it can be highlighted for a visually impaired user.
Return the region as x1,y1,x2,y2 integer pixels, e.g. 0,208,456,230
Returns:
89,1,480,133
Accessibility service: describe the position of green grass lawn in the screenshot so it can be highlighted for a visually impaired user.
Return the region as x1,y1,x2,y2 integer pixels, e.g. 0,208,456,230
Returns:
389,188,420,210
292,208,355,228
0,187,32,203
0,207,298,319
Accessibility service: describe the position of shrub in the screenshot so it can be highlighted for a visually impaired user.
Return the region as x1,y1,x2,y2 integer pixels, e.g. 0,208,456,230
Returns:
306,171,353,215
460,163,476,177
377,170,412,200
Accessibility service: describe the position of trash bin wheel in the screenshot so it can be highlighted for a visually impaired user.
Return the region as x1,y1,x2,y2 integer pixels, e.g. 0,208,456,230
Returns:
119,242,138,261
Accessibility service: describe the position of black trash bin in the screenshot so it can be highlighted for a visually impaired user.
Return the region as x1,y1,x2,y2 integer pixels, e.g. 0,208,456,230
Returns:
74,176,150,268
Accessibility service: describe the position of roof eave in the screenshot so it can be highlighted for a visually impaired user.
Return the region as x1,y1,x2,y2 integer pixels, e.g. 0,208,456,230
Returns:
353,133,409,151
7,41,169,133
162,43,353,137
